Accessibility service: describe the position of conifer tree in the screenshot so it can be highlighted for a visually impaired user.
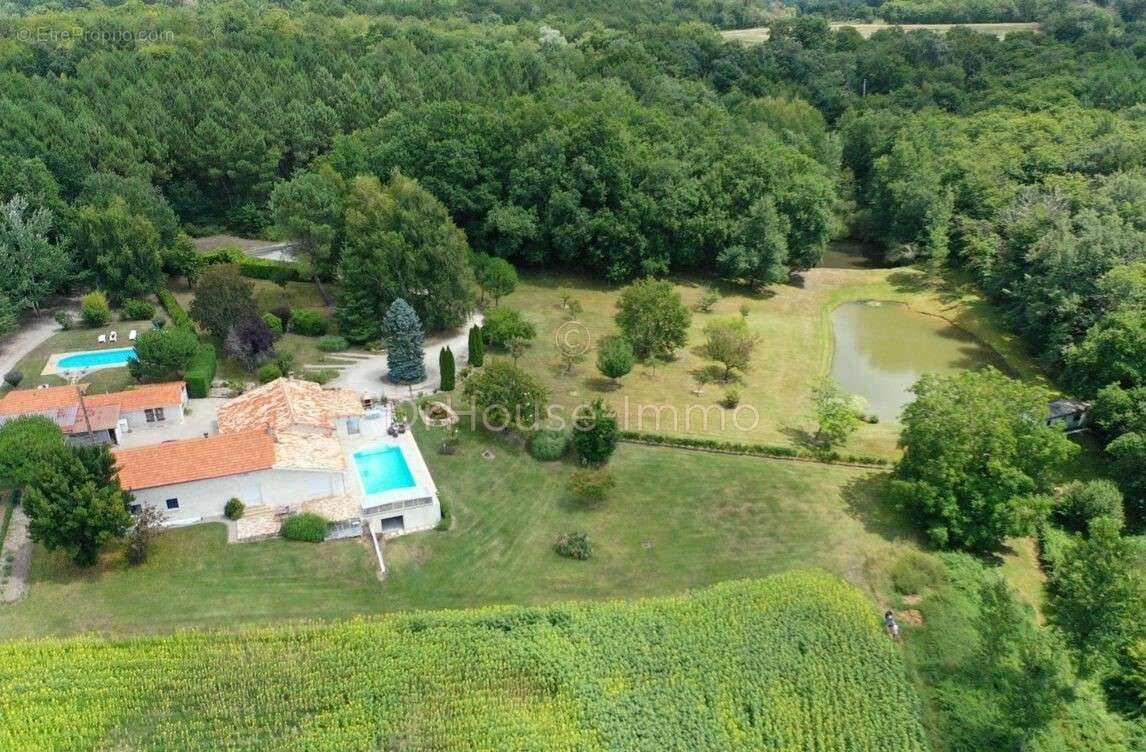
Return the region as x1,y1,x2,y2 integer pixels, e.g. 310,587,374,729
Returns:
439,346,456,392
468,324,484,367
383,298,426,384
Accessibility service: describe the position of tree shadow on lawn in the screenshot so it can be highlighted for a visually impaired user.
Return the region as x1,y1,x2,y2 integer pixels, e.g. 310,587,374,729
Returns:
780,425,818,450
839,472,924,546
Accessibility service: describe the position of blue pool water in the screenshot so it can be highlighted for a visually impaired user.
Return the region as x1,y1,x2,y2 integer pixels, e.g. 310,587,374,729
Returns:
354,445,416,494
57,347,137,370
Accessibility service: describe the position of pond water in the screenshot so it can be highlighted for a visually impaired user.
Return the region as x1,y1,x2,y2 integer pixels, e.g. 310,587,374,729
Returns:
829,301,1010,422
819,240,884,270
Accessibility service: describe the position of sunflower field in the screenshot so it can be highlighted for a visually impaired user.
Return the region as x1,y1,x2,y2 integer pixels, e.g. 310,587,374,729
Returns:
0,571,929,751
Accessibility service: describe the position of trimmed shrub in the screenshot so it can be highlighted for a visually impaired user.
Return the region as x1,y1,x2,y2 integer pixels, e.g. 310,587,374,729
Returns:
301,369,339,385
318,335,348,352
224,498,245,521
555,531,592,560
3,371,23,388
572,398,618,466
158,289,193,330
54,310,74,330
721,387,741,409
262,312,284,336
184,343,217,398
121,299,156,321
280,512,328,542
567,469,616,504
238,257,302,282
80,292,111,328
257,363,283,383
529,429,568,461
468,325,484,367
291,308,329,336
481,306,536,348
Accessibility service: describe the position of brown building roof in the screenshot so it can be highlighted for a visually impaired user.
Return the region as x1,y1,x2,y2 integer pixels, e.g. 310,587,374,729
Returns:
217,378,361,435
114,430,276,490
0,382,185,419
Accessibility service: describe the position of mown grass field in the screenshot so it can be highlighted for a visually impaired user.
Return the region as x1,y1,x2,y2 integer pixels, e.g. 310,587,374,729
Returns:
0,573,930,752
499,266,1042,458
1,421,941,638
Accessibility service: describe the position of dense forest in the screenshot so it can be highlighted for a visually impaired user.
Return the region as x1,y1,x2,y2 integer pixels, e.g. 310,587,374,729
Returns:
1,0,1146,747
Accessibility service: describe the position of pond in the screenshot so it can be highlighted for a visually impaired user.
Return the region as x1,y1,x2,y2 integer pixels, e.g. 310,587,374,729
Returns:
829,301,1011,422
819,239,884,270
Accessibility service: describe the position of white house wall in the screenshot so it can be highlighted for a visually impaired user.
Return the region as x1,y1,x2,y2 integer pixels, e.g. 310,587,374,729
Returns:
131,468,345,523
121,402,186,431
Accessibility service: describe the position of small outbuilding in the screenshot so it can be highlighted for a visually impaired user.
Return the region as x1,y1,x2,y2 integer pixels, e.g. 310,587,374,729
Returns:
1046,399,1090,433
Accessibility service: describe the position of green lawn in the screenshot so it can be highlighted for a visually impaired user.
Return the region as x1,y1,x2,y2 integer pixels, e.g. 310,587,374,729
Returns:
3,315,166,394
0,422,942,637
502,267,1045,459
0,522,386,638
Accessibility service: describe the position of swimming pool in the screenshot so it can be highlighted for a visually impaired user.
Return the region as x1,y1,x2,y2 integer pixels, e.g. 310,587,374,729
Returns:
56,347,137,370
353,445,416,495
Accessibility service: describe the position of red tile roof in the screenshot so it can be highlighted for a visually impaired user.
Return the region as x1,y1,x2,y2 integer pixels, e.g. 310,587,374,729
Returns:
0,382,184,418
114,430,276,490
86,382,186,412
0,384,88,415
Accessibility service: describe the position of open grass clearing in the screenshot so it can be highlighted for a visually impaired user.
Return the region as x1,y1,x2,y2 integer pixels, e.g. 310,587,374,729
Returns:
722,21,1040,43
499,266,1045,459
0,421,970,638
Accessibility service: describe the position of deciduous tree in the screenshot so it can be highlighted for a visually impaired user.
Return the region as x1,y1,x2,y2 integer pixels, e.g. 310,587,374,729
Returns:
891,369,1076,551
614,278,691,360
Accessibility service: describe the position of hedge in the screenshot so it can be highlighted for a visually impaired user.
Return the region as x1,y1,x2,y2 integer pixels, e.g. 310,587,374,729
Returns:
184,343,217,398
158,289,193,330
238,257,302,282
1035,521,1076,576
617,431,890,467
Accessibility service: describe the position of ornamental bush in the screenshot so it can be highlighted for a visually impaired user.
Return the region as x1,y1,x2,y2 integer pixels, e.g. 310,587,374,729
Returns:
80,291,111,328
262,312,284,336
318,335,348,352
4,370,22,387
257,363,283,383
121,298,156,321
224,498,245,521
290,308,329,336
555,531,592,560
529,429,568,461
280,512,328,542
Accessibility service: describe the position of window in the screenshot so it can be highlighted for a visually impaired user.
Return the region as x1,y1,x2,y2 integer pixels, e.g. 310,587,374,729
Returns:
165,498,179,510
144,407,166,423
129,503,142,514
346,417,360,435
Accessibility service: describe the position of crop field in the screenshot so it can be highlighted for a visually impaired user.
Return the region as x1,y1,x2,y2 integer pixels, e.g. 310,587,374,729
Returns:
0,572,929,752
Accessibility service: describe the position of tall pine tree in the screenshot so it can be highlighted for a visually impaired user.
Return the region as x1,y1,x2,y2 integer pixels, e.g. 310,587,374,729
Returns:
383,298,426,384
439,346,456,392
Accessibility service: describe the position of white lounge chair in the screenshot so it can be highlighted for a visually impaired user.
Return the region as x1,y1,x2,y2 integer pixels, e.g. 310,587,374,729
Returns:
97,334,107,344
129,329,138,341
109,331,118,343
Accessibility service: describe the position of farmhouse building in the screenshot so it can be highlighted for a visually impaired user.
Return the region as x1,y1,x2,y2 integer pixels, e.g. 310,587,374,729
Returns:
0,382,188,445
